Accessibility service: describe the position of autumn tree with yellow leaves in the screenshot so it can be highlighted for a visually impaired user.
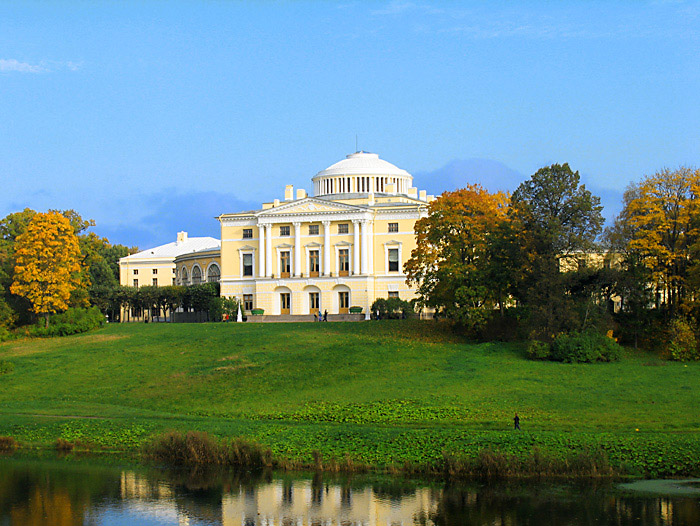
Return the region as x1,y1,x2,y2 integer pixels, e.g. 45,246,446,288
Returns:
405,184,511,331
10,211,84,327
614,167,700,314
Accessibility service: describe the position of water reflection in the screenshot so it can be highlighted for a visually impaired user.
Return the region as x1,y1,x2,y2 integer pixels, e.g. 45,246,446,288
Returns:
1,457,700,525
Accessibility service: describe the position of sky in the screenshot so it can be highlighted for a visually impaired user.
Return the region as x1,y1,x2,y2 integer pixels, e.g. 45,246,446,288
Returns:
2,1,699,249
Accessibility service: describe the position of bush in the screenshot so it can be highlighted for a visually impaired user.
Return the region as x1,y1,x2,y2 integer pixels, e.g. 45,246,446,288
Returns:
143,431,273,468
27,307,105,338
0,436,19,452
0,360,14,375
526,340,551,360
55,438,74,452
371,298,414,319
549,329,622,363
667,318,699,361
0,326,11,342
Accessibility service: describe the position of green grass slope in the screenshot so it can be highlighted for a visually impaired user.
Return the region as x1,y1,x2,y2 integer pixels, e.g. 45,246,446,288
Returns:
1,321,699,476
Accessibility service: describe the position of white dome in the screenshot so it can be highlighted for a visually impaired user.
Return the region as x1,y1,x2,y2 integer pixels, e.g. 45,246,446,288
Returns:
314,152,411,179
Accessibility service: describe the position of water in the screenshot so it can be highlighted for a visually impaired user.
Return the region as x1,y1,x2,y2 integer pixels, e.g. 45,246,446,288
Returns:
1,456,700,525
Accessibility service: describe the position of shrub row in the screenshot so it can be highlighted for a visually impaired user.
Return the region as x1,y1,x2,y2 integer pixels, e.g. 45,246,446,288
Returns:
22,307,105,338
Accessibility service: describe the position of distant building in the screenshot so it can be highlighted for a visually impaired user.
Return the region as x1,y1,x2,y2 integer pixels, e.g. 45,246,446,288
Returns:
119,231,220,289
120,152,435,319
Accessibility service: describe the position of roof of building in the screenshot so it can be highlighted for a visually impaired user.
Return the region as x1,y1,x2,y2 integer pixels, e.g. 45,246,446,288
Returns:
121,233,220,261
314,152,411,179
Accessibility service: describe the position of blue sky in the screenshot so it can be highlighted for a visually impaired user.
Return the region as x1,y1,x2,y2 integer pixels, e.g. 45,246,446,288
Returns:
2,1,699,248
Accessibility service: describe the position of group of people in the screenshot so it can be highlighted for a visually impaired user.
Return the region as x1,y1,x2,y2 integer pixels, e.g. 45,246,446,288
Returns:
314,310,328,322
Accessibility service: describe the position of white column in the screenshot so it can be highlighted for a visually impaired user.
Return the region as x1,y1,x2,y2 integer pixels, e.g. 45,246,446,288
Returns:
265,224,272,277
360,220,368,275
367,221,374,272
353,220,361,275
323,220,331,276
293,221,302,277
258,224,266,277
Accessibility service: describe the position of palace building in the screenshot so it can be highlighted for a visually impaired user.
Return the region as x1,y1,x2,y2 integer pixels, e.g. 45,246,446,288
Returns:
120,152,435,319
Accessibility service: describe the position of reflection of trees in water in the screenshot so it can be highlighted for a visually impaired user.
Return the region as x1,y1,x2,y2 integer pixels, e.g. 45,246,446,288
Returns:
430,481,700,526
0,459,120,526
3,459,700,526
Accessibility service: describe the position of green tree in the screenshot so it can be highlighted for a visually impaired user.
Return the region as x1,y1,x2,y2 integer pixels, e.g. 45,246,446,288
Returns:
510,163,604,338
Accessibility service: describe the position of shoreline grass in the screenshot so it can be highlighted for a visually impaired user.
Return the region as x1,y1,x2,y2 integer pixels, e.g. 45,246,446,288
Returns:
1,321,699,478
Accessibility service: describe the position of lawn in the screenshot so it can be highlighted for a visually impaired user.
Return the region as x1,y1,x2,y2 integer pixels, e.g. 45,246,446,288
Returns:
1,321,698,476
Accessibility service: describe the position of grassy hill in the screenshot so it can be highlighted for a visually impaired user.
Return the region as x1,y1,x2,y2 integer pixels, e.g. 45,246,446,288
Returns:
1,321,699,476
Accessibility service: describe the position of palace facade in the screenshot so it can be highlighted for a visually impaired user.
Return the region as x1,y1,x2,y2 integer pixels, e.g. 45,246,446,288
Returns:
120,152,435,319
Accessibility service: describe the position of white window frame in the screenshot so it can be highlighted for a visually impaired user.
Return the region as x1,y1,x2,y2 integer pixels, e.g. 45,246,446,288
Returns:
275,245,294,277
384,241,403,275
238,250,256,278
334,243,353,275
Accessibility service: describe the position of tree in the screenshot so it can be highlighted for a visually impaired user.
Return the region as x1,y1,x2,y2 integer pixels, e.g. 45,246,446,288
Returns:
616,167,700,314
0,208,38,326
510,163,604,338
10,212,84,326
405,185,509,331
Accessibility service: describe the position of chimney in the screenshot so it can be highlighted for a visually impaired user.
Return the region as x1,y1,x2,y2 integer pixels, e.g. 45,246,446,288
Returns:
408,187,418,198
273,199,280,207
176,231,188,244
386,183,396,194
419,190,427,201
296,188,307,199
285,185,294,201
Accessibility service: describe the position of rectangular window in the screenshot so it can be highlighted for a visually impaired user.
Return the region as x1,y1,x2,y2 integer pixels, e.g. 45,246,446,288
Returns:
243,253,253,276
243,294,253,311
133,269,138,275
153,268,158,274
172,268,176,274
339,248,349,276
152,278,158,286
133,279,138,287
309,250,320,277
308,224,319,235
388,222,398,233
243,228,253,239
280,225,290,236
172,278,176,285
388,248,399,272
280,251,291,277
309,292,319,311
388,291,399,299
338,223,349,234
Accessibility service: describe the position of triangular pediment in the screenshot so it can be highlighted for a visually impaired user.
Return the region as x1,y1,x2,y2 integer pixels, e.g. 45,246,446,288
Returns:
257,197,366,217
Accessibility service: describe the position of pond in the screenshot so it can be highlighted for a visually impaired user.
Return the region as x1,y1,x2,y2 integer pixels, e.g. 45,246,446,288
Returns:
1,456,700,525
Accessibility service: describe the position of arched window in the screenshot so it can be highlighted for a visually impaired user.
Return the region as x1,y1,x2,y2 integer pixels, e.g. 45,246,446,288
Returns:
181,267,188,285
191,265,202,284
207,263,220,283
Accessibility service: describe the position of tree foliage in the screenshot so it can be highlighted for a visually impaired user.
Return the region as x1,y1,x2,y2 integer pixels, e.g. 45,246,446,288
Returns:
510,164,604,338
405,185,509,331
613,167,700,314
10,212,84,325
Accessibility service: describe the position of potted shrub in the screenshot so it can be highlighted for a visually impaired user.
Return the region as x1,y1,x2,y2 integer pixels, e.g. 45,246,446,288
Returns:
251,308,265,316
349,306,363,314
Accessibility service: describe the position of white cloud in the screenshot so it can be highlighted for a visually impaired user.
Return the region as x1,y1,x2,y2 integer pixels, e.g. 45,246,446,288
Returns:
0,59,83,74
371,1,444,17
0,59,47,73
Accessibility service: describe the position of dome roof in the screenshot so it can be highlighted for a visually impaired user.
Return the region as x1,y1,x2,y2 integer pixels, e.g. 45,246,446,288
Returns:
314,152,411,179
